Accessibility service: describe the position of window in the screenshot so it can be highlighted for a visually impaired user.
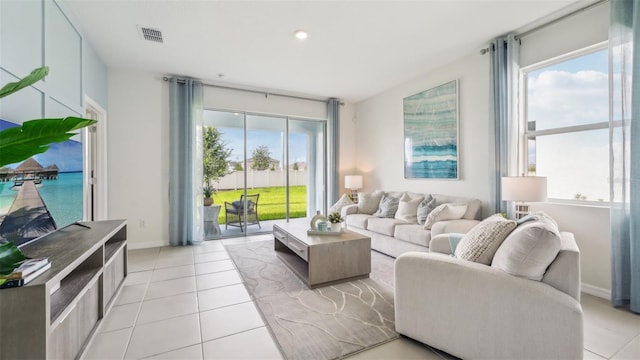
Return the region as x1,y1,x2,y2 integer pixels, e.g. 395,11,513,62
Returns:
523,45,610,202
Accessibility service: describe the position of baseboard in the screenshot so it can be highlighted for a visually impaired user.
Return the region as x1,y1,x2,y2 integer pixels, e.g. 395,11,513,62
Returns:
127,240,168,250
582,283,611,299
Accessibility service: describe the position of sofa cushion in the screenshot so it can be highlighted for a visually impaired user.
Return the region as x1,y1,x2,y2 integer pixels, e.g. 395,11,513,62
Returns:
424,203,468,229
357,191,384,215
395,196,423,223
492,214,562,281
367,218,407,237
417,195,437,225
345,214,373,230
394,224,431,247
329,194,354,214
455,214,517,265
432,194,483,220
373,194,400,218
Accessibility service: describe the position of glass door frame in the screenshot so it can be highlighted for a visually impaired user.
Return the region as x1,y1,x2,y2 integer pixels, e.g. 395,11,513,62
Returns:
204,107,328,237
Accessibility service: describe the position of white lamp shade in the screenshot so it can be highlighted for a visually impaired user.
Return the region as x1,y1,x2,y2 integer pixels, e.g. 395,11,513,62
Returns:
502,176,548,202
345,175,363,190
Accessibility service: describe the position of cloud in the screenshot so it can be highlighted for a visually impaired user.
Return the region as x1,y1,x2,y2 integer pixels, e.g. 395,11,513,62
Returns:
527,70,608,129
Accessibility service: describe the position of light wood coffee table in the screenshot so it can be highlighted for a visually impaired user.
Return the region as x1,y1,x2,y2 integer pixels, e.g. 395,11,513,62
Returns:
273,222,371,288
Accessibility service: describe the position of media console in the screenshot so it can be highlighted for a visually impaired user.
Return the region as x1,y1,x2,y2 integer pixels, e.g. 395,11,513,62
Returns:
0,220,127,359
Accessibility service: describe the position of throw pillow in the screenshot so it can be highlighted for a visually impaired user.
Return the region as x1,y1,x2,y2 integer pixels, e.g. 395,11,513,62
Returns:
423,203,468,229
329,194,354,214
454,214,517,265
357,191,384,215
373,195,400,218
417,195,436,225
448,233,465,254
492,214,561,281
394,196,424,223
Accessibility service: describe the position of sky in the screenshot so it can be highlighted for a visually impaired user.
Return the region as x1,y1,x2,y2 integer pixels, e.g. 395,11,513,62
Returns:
526,48,610,201
217,127,309,165
0,119,84,172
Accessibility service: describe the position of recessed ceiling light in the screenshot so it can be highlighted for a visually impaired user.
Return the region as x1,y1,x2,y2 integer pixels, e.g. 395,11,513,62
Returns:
294,30,308,40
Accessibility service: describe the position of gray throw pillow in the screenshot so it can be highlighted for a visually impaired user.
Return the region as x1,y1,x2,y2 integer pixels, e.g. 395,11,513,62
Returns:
417,195,436,225
373,195,400,218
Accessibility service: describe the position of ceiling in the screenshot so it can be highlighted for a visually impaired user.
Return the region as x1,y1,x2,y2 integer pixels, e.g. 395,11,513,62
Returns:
60,0,586,102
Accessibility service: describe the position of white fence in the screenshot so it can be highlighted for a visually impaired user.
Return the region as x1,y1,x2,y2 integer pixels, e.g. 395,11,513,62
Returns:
216,170,308,190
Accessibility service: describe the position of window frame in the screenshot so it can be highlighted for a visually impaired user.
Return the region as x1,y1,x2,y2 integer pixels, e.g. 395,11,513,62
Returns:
519,41,614,205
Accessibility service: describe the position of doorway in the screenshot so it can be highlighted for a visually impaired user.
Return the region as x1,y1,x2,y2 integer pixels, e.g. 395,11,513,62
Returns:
202,109,326,238
83,96,108,221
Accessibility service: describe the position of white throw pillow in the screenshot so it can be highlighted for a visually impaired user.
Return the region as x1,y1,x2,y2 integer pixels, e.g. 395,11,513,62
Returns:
423,203,468,229
394,196,424,223
329,194,354,214
454,214,517,265
492,217,561,281
357,191,384,215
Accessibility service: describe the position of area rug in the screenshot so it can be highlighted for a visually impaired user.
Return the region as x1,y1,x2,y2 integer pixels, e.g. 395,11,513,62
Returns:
225,240,398,360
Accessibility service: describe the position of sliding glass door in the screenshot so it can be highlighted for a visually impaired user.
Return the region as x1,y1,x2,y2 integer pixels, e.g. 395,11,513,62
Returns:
202,109,325,238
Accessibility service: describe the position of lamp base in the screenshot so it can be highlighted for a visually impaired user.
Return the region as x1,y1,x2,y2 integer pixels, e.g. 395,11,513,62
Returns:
514,203,530,220
350,190,359,204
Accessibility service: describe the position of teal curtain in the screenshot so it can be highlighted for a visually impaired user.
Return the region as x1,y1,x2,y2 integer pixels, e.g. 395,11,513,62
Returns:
489,33,520,216
327,99,340,208
610,0,640,313
169,78,204,246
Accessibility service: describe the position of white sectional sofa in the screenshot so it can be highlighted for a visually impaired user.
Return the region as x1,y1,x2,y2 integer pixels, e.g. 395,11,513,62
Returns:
341,192,483,258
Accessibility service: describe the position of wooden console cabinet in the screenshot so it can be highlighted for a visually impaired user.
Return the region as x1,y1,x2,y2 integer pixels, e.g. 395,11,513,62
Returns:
0,220,127,359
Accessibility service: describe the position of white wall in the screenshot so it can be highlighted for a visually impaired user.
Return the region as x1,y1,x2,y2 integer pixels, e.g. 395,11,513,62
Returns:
108,70,169,249
354,53,493,216
352,2,612,296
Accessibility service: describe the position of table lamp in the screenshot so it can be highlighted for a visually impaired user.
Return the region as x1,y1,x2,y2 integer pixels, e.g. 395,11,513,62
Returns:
345,175,363,204
501,176,547,219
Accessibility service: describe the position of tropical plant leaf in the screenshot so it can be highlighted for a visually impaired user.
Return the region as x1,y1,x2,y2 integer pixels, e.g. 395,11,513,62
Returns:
0,117,97,167
0,241,26,275
0,67,49,99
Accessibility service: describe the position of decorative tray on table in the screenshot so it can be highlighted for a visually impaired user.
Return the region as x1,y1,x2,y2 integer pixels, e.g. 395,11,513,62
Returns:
307,228,343,236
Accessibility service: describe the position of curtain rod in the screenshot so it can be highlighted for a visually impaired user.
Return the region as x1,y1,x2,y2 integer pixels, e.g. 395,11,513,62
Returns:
518,0,609,39
163,76,337,105
479,0,608,54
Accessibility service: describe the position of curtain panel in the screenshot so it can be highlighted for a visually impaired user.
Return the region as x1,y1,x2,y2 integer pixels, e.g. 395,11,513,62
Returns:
327,98,340,208
609,0,640,313
169,78,204,246
489,34,520,216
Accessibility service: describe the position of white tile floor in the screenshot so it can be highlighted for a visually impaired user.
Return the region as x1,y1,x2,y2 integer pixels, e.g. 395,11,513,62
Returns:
83,235,640,360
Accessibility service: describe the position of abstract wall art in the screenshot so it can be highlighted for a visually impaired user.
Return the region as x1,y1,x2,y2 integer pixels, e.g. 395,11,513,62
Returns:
403,80,459,179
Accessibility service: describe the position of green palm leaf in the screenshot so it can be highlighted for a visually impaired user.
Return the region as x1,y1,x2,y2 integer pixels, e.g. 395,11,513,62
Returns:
0,67,48,99
0,242,26,276
0,117,97,167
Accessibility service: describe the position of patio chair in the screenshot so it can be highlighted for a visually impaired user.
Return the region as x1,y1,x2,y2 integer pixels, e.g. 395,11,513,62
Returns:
224,194,261,231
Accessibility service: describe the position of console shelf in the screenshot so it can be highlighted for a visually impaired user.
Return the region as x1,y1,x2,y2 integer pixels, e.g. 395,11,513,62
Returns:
0,220,127,360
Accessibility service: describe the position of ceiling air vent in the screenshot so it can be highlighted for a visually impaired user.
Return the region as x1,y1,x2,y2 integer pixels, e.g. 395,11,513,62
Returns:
137,26,163,43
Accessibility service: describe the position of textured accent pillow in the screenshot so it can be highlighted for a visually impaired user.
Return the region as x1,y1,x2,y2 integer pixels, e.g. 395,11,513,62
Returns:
357,191,384,215
423,203,468,229
492,216,562,281
373,195,400,218
417,195,436,225
455,214,517,265
329,194,354,214
394,196,424,223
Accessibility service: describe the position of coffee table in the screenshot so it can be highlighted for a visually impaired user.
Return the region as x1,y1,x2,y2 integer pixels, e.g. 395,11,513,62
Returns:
273,222,371,288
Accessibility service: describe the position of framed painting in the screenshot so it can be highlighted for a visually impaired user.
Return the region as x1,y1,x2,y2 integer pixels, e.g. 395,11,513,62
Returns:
403,80,459,179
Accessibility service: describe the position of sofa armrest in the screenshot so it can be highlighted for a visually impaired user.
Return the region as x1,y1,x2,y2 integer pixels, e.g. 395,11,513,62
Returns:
430,219,479,237
341,204,359,217
428,234,453,254
394,252,583,360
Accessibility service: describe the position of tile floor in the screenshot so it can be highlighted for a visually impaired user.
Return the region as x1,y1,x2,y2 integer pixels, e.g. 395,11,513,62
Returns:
83,235,640,360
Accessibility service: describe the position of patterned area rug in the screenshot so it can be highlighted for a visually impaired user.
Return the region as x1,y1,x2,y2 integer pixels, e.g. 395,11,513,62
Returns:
225,240,398,360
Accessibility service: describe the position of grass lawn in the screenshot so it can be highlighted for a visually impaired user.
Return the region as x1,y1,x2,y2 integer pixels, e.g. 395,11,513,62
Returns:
211,186,307,223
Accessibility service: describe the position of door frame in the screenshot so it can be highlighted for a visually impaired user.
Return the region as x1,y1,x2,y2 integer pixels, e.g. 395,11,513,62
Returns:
83,95,108,220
